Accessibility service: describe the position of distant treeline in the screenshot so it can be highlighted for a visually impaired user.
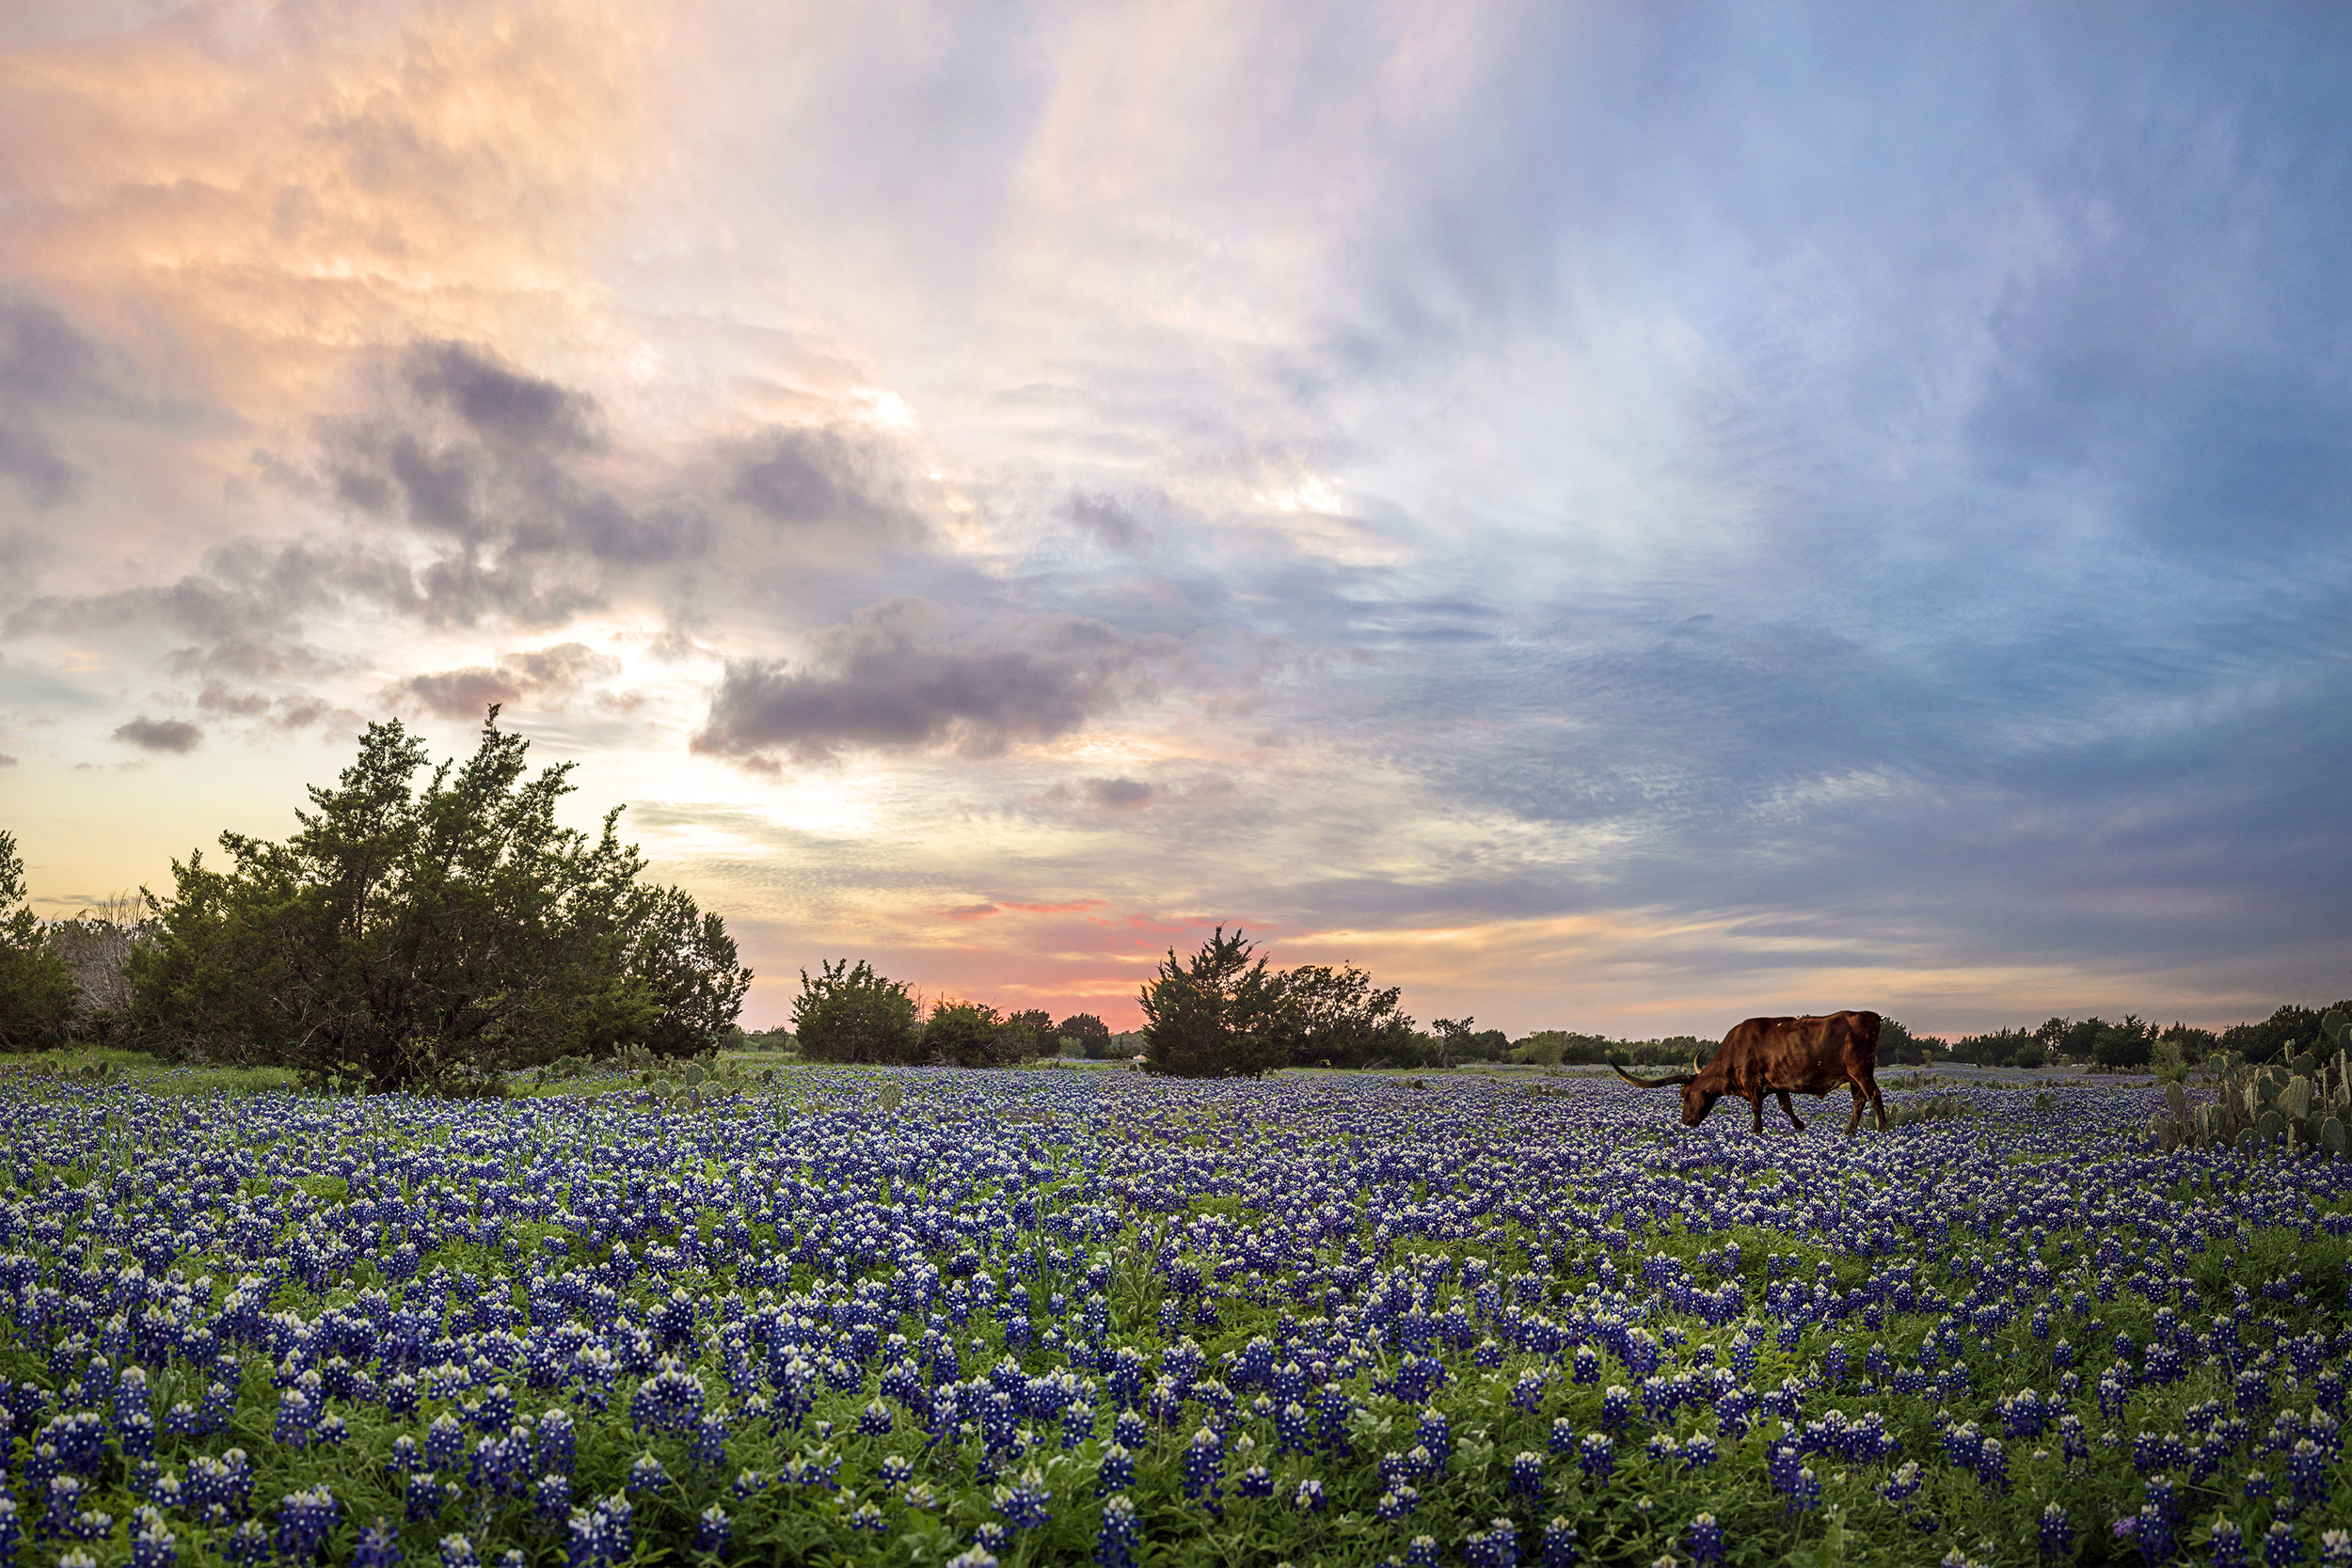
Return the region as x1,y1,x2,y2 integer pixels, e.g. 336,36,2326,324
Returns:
1493,1006,2351,1073
1932,1005,2349,1070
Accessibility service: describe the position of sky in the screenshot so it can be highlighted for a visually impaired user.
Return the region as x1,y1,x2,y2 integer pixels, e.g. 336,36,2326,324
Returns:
2,1,2349,1038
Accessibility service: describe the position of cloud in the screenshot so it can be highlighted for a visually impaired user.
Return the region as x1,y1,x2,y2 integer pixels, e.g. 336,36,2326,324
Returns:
8,541,410,642
0,753,16,768
112,717,201,752
691,599,1173,765
313,341,712,615
385,641,625,721
0,296,121,507
195,686,269,718
1064,492,1150,551
725,424,927,539
1083,777,1153,810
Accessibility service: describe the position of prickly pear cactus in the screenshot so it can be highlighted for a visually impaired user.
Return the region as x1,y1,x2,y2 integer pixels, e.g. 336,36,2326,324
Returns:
2283,1075,2314,1120
2165,1082,2187,1117
685,1061,707,1088
2324,1117,2348,1161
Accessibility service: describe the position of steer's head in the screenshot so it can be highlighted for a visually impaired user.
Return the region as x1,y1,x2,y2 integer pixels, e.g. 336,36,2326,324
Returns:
1608,1055,1716,1126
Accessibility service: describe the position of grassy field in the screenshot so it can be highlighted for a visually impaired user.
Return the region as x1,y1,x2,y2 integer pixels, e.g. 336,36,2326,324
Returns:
0,1055,2344,1568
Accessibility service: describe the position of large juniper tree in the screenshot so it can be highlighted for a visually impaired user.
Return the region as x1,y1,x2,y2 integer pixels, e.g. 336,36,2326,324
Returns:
126,708,748,1088
1138,927,1295,1078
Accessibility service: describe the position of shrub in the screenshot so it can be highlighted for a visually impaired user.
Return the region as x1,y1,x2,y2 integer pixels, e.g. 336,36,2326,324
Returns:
923,1000,1038,1069
1057,1012,1114,1058
792,959,922,1064
124,710,748,1088
0,831,74,1052
1139,927,1293,1079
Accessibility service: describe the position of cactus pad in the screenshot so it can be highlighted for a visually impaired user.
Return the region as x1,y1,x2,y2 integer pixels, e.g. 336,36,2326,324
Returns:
2324,1117,2348,1161
2283,1074,2313,1120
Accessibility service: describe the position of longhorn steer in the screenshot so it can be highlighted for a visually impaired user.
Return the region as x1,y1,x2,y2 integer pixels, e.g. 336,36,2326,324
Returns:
1611,1010,1888,1135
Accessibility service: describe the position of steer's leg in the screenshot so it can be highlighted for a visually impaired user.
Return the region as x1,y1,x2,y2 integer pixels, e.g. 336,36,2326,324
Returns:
1846,1083,1867,1136
1774,1089,1804,1132
1863,1070,1889,1132
1748,1088,1766,1135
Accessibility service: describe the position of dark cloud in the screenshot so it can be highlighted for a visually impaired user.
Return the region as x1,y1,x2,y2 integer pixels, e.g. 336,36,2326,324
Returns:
724,424,927,539
166,638,346,682
8,542,408,641
0,296,127,507
0,753,16,768
386,641,624,721
1064,491,1149,551
692,598,1171,765
401,341,601,451
1083,777,1153,810
315,340,710,592
112,717,201,753
195,686,270,717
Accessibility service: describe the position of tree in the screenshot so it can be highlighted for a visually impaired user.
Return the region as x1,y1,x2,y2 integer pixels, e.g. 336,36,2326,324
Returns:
42,892,150,1044
792,959,922,1063
1139,927,1294,1078
0,832,75,1052
1057,1011,1114,1059
125,710,748,1088
2090,1015,2153,1071
923,1000,1039,1068
1430,1017,1479,1069
1284,963,1417,1068
2219,1005,2331,1063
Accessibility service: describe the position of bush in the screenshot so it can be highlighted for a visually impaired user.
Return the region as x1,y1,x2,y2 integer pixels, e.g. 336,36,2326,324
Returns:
124,710,749,1088
0,832,74,1052
1285,963,1417,1068
1139,927,1293,1078
923,1000,1038,1069
792,959,922,1063
1057,1012,1114,1058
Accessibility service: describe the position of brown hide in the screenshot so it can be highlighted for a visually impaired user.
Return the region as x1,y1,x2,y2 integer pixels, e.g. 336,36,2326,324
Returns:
1618,1009,1887,1135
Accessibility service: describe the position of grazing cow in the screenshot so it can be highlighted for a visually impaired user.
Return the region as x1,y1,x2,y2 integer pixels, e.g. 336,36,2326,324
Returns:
1611,1010,1888,1135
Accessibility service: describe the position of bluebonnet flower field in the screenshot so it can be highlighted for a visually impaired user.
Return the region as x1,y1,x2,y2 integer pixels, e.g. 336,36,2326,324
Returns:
1,1066,2347,1568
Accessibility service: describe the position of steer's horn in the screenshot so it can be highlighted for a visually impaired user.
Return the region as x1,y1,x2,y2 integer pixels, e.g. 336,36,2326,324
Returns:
1609,1055,1696,1088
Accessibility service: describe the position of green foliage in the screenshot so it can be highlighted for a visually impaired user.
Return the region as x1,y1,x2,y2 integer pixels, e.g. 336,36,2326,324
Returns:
791,958,922,1063
1139,927,1293,1078
2090,1015,2155,1070
0,830,76,1052
1057,1011,1114,1058
923,999,1039,1069
1283,961,1418,1068
121,711,747,1090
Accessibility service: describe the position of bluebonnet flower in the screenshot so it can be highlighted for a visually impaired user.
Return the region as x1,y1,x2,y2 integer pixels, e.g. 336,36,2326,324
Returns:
693,1506,731,1555
994,1465,1053,1530
2266,1524,2305,1568
1542,1517,1581,1567
1689,1513,1724,1565
1578,1432,1613,1483
1096,1495,1139,1568
353,1519,401,1568
1182,1426,1223,1515
275,1487,339,1563
2039,1503,2074,1558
